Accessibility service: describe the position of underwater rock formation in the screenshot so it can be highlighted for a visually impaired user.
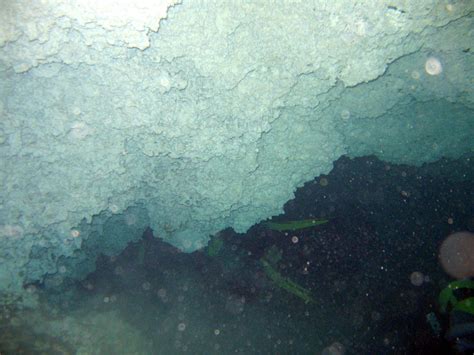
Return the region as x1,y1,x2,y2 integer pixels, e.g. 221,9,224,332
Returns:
0,1,473,301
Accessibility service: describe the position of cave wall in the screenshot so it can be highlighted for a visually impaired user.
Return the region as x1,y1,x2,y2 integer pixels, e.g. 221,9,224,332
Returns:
0,1,473,302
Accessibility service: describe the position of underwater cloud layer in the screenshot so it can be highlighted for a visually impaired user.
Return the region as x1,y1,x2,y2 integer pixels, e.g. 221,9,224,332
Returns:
0,1,473,300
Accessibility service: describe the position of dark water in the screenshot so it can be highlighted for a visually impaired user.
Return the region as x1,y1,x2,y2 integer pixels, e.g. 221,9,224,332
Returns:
1,154,473,354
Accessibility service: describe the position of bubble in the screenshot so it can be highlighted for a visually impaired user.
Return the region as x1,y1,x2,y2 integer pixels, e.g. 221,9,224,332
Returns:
25,285,37,294
109,204,119,213
0,225,24,238
354,20,367,36
439,231,474,279
178,323,186,331
158,288,167,299
160,77,171,89
225,295,245,315
411,70,420,80
319,177,329,187
69,121,92,140
322,341,346,355
70,229,80,238
371,311,381,321
114,266,124,275
425,57,443,76
340,110,351,120
124,213,137,226
400,190,411,198
410,271,424,286
291,236,299,243
72,107,81,116
214,329,220,335
58,266,67,274
103,296,110,303
447,218,453,225
142,282,151,291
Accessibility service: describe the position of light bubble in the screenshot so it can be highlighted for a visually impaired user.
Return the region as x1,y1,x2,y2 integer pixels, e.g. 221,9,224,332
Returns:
103,296,110,303
109,204,119,213
26,285,37,294
319,177,329,187
114,266,124,275
124,213,137,226
158,288,167,299
72,107,81,116
160,77,171,89
439,231,474,279
340,110,351,120
142,282,151,291
411,70,420,80
58,266,67,274
70,229,80,238
410,271,424,286
371,311,381,321
354,20,367,36
178,323,186,331
214,329,220,335
425,57,443,76
322,341,346,355
291,236,299,243
0,225,24,238
69,121,92,140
